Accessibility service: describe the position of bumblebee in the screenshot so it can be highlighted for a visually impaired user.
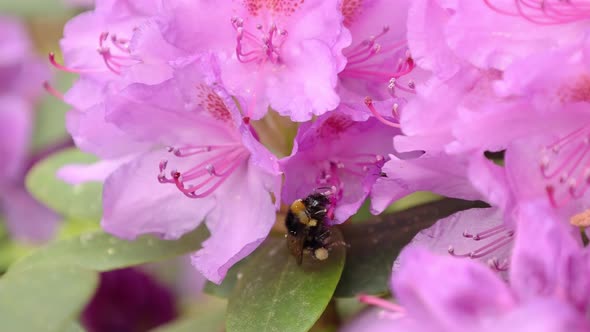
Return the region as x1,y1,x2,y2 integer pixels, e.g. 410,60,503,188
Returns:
285,192,333,265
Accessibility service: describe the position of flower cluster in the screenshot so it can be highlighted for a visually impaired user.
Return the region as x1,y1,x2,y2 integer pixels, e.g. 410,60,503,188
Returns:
341,1,590,330
54,1,590,329
54,0,422,284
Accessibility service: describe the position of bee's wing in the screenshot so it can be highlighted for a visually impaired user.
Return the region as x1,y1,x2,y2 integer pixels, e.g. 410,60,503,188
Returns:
286,230,308,265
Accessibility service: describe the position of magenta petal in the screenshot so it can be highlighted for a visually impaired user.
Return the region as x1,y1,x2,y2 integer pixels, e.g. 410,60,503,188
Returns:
467,154,514,220
339,307,409,332
393,246,515,330
478,299,590,332
511,205,590,313
370,152,480,214
1,186,59,243
446,1,586,71
67,104,149,159
191,165,276,284
101,150,215,240
407,0,461,78
0,96,31,182
57,156,135,185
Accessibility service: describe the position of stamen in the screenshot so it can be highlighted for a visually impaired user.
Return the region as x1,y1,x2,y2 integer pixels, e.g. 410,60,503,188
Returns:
43,81,65,101
483,0,590,25
540,125,590,207
231,17,287,65
340,25,415,94
49,30,139,76
158,144,249,199
313,152,388,222
462,225,506,240
97,32,140,76
364,97,401,128
48,52,101,74
448,225,514,261
358,294,406,314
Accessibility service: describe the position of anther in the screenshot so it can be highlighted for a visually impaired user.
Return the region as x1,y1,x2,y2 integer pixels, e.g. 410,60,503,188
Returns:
159,160,168,172
205,164,215,175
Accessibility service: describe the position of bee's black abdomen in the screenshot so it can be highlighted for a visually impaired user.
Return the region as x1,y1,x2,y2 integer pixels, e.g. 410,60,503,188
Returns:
285,211,301,236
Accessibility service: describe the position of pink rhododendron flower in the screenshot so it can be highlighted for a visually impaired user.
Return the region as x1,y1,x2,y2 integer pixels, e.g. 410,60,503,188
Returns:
0,17,58,243
280,112,399,222
55,0,174,160
408,0,587,75
336,0,420,120
148,0,351,121
82,55,281,284
343,206,590,332
450,37,590,226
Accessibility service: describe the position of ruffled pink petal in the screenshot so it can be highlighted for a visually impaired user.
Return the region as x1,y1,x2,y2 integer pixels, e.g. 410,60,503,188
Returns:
446,1,586,70
58,155,135,185
370,152,481,214
511,205,590,312
191,164,276,284
66,103,150,159
478,299,590,332
407,0,462,79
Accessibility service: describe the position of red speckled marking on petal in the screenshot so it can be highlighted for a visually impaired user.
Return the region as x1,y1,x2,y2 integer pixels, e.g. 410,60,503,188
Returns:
196,84,232,123
340,0,363,27
558,75,590,103
318,114,355,139
243,0,305,16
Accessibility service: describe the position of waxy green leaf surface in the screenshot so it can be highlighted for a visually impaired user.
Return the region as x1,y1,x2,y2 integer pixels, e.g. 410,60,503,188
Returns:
26,148,103,221
10,225,209,273
0,265,98,332
0,225,210,332
227,231,345,332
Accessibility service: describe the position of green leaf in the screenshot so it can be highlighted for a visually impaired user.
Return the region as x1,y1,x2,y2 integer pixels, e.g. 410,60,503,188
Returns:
0,0,73,17
152,314,225,332
0,220,36,273
0,224,209,332
26,148,102,221
385,191,442,213
0,264,98,332
334,198,490,297
63,321,87,332
152,299,225,332
226,231,346,332
10,225,209,273
203,252,252,298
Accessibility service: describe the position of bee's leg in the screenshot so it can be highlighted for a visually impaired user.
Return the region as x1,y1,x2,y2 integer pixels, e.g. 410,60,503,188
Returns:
311,209,327,220
315,229,331,243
